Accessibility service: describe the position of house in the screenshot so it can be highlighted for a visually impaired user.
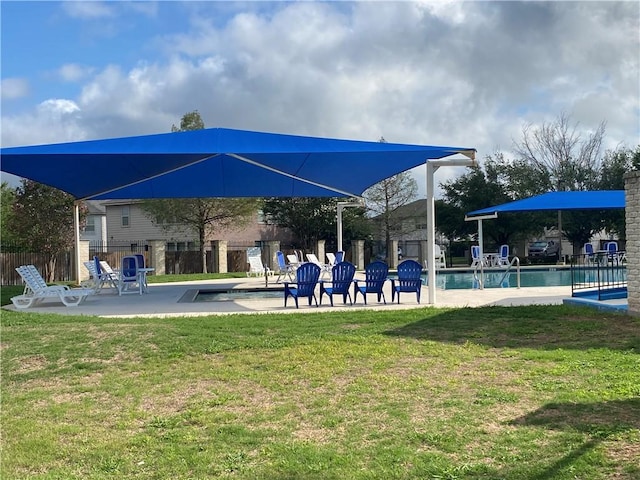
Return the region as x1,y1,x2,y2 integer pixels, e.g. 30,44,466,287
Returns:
100,199,294,249
80,201,107,247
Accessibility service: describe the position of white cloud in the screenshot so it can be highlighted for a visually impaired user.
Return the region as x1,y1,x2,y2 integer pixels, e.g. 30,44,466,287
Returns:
58,63,94,82
62,1,114,19
2,0,638,188
1,78,29,100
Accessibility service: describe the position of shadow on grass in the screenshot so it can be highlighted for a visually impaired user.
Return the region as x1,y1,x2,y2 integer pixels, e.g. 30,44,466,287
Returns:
384,304,640,352
508,398,640,479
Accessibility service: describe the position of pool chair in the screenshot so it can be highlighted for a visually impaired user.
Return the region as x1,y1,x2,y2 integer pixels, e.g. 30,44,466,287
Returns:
83,256,117,291
583,243,596,265
353,261,389,305
319,261,356,306
247,255,272,277
118,255,143,295
391,259,424,303
306,253,332,279
284,262,321,308
275,250,295,283
434,244,447,269
605,241,619,262
470,245,485,268
11,265,94,309
496,245,510,267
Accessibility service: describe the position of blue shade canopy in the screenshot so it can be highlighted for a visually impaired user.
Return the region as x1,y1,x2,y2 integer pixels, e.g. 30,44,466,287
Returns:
0,127,475,200
467,190,625,217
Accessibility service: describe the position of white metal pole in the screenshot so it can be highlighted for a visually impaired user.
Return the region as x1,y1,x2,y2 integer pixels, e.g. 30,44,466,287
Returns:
74,202,81,285
337,204,344,252
478,218,485,289
426,162,436,304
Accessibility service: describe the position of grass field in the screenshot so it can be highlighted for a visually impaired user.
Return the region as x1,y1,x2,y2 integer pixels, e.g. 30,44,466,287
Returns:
2,301,639,479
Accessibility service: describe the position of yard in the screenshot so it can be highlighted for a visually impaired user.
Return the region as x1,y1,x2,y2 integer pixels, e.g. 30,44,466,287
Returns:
1,301,639,479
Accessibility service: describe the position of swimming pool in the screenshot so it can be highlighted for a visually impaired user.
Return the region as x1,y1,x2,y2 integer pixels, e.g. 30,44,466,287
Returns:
434,268,570,289
433,266,627,290
191,287,284,302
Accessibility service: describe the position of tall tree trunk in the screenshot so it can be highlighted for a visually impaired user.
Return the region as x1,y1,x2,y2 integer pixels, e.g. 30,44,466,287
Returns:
199,227,207,274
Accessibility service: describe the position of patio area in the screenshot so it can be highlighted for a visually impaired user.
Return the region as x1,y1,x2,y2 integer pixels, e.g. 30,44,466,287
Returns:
2,275,603,318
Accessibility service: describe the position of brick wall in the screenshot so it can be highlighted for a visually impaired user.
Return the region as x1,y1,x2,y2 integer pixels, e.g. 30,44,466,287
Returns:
625,171,639,314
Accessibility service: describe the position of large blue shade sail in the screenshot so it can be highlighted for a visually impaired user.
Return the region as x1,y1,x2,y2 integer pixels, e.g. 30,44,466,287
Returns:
467,190,625,217
1,127,475,200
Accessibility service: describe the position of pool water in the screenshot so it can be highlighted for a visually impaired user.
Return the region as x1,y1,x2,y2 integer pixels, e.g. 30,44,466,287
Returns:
194,288,284,302
435,268,572,290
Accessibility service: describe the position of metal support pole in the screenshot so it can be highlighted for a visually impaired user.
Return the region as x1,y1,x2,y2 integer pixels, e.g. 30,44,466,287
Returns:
337,200,363,253
425,156,477,304
426,162,437,304
478,218,485,289
74,202,81,285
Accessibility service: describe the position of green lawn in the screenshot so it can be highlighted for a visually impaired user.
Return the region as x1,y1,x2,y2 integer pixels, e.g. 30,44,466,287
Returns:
2,302,639,479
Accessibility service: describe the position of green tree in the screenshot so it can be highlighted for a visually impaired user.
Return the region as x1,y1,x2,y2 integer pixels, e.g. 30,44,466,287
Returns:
511,113,609,254
364,170,417,263
172,110,205,132
597,146,639,239
1,182,17,244
262,197,370,251
141,111,259,273
440,161,545,247
9,179,86,281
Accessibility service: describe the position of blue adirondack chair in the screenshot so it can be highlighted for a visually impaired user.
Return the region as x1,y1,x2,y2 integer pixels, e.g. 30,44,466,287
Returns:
284,262,321,308
319,261,356,306
353,261,389,305
391,259,424,303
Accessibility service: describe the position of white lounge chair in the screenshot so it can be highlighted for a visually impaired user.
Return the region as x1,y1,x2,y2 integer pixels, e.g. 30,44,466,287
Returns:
306,253,331,279
83,256,117,291
11,265,94,309
435,245,447,269
247,255,272,277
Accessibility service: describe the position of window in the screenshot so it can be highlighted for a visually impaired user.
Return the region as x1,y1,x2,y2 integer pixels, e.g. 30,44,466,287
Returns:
84,216,96,233
121,206,130,227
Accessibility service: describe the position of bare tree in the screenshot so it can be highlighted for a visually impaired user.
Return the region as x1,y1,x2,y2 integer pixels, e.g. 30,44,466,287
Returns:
514,112,605,191
364,169,418,263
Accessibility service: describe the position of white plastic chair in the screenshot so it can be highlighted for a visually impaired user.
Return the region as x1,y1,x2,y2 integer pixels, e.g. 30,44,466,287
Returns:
306,253,331,279
495,245,510,267
247,255,272,277
434,245,447,269
470,246,485,268
11,265,94,308
118,256,143,295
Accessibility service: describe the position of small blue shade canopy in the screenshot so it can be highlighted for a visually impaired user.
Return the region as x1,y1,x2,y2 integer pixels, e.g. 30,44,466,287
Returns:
0,127,475,200
467,191,625,217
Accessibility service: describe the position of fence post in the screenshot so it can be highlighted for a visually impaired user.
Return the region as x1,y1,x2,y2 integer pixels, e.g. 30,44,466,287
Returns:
79,240,91,283
148,240,166,276
264,241,280,270
316,239,326,265
419,240,427,268
211,240,228,273
351,240,365,270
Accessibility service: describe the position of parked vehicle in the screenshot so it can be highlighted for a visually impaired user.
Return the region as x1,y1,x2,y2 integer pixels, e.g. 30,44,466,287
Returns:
528,240,559,262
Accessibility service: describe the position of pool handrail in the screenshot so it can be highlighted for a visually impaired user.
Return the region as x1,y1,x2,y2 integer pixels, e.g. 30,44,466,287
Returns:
473,256,521,290
498,256,521,289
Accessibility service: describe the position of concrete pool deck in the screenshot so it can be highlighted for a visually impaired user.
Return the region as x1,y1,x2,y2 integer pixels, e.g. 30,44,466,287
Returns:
3,275,626,318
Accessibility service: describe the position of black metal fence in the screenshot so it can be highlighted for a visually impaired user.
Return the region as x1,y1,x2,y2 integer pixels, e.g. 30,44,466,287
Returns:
570,253,627,300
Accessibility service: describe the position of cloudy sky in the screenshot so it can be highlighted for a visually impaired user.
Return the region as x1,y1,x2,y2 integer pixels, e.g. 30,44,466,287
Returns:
1,1,638,193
